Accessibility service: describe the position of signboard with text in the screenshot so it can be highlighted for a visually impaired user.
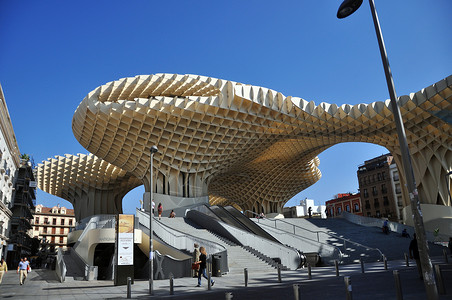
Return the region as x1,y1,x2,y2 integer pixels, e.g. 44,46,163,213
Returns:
117,214,134,266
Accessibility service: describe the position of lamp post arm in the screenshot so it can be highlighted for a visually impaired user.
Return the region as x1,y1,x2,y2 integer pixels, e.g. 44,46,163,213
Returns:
368,1,438,298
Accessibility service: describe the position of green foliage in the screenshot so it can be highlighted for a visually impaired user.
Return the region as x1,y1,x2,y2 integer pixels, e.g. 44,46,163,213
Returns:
20,153,30,161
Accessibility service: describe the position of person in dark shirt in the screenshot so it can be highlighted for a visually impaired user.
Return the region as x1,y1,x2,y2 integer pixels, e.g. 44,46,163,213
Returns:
196,247,215,287
409,233,422,279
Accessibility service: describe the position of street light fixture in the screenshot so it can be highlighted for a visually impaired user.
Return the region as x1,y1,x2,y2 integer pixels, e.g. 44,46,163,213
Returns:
337,1,438,298
149,145,158,295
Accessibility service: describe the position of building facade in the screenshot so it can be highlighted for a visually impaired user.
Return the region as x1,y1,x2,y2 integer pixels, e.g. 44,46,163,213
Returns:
0,84,22,261
357,154,400,221
32,204,75,253
7,159,37,267
325,193,362,218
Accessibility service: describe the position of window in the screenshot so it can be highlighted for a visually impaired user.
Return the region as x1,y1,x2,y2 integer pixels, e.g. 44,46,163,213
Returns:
52,227,56,234
60,228,64,234
69,219,73,226
61,219,65,226
377,173,382,181
35,217,40,224
44,218,49,224
354,203,359,212
382,172,386,180
53,218,57,225
365,200,370,209
43,227,48,234
381,184,387,194
363,189,369,198
35,226,39,231
59,237,64,244
346,205,350,212
383,196,389,206
372,186,378,196
374,199,380,208
337,207,342,214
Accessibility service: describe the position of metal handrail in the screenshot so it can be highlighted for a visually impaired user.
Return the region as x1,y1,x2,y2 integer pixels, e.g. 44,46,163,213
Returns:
245,210,384,260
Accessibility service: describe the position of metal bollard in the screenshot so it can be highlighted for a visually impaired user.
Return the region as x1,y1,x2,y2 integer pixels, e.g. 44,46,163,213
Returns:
307,263,312,280
335,260,339,276
170,275,174,295
383,255,388,270
278,264,282,283
434,265,445,295
127,277,132,299
244,268,248,287
443,249,449,263
360,258,365,273
393,270,403,300
344,276,352,300
293,284,301,300
208,271,212,290
404,253,409,267
225,292,233,300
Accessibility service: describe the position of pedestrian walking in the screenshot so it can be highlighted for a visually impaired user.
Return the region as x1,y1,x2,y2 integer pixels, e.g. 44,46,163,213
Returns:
195,246,215,287
0,258,7,284
193,243,200,277
409,233,422,279
17,257,30,285
158,203,163,220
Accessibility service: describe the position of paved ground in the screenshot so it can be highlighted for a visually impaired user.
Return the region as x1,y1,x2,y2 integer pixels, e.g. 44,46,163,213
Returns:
0,256,451,299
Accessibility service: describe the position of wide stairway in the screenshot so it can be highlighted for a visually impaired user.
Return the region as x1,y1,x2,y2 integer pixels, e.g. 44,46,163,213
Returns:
256,217,445,261
157,217,278,274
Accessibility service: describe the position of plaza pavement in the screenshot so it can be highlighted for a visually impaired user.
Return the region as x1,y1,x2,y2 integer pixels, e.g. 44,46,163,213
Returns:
0,256,451,299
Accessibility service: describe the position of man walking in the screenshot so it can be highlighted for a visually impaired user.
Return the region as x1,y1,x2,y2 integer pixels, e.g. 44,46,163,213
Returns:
17,257,30,285
409,234,422,279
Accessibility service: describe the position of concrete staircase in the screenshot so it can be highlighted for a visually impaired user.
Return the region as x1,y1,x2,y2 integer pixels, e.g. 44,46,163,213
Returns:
254,217,383,263
257,217,446,261
157,217,278,274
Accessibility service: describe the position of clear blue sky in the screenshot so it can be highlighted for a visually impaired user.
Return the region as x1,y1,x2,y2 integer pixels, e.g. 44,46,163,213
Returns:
1,1,451,214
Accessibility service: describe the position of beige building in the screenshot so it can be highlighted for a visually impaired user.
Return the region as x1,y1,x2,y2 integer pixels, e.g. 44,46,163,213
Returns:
32,204,75,252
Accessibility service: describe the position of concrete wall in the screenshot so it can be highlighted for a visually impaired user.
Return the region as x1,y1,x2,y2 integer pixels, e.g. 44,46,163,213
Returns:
402,204,452,239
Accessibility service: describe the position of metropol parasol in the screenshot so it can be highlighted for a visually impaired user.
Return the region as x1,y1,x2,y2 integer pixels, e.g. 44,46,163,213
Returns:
37,73,451,224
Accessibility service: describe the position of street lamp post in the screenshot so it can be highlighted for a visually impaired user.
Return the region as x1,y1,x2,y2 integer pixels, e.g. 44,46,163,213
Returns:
446,171,452,203
149,145,158,295
337,0,438,299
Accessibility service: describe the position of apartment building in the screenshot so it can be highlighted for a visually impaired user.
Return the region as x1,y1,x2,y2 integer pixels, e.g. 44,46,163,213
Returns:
357,154,400,221
0,84,21,260
32,204,75,252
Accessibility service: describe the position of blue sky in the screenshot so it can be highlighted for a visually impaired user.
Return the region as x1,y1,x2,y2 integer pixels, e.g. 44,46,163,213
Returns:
1,1,451,214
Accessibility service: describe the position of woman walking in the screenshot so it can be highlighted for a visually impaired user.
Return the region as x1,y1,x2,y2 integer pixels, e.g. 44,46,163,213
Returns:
196,246,215,287
0,258,7,284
